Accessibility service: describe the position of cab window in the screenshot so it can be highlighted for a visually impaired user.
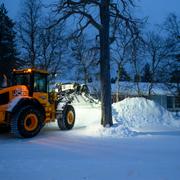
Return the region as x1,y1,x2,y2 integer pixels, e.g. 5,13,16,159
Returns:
34,73,47,92
13,74,30,87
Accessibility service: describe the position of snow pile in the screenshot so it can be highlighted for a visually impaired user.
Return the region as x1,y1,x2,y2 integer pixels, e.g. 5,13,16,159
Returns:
112,97,177,129
73,97,179,138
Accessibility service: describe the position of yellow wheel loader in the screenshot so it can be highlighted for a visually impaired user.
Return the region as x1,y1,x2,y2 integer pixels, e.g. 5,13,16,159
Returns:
0,68,75,138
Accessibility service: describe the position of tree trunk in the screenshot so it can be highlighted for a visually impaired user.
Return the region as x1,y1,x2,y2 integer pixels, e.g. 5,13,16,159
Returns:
116,68,120,102
99,0,113,127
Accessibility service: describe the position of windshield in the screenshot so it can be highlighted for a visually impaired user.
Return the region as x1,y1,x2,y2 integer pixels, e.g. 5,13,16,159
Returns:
13,74,31,87
34,73,47,92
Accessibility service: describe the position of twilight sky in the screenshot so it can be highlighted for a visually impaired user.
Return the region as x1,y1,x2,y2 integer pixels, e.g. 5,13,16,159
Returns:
1,0,180,26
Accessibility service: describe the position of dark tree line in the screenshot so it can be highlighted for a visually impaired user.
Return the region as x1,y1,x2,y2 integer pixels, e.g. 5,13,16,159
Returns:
0,4,18,84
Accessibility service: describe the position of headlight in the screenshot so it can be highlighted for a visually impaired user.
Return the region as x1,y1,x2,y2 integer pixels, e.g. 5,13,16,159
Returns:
55,88,59,93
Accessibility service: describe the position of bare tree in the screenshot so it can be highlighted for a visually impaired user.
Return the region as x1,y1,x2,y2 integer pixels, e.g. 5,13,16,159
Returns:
16,0,67,81
111,24,133,101
50,0,138,127
38,16,66,80
130,31,145,96
70,34,98,84
163,13,180,39
17,0,42,67
145,32,166,95
161,13,180,95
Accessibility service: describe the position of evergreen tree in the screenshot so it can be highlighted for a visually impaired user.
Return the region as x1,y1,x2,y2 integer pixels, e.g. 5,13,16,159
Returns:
0,4,18,83
118,65,131,81
142,63,152,82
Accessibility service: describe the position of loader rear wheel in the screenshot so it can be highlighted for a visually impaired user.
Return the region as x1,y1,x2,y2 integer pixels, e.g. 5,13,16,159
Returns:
57,105,75,130
11,106,44,138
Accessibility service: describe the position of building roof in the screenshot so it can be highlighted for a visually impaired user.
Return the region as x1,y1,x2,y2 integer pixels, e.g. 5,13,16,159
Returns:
111,81,178,96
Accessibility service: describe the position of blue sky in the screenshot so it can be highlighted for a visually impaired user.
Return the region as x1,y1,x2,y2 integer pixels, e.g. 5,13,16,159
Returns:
1,0,180,26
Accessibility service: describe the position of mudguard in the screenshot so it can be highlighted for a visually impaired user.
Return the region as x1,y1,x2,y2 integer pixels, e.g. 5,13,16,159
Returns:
8,97,45,118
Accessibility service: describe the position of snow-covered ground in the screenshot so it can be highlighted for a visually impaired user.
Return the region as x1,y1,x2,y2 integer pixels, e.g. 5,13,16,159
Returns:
0,97,180,180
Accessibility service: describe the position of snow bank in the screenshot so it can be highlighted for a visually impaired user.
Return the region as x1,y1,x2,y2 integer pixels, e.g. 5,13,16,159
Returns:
112,97,178,129
73,97,179,138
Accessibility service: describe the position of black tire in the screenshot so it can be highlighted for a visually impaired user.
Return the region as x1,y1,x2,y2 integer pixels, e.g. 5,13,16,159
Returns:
11,106,44,138
57,105,75,130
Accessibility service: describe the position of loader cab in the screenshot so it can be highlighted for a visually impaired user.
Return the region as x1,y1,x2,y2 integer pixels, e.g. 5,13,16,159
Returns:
13,68,48,96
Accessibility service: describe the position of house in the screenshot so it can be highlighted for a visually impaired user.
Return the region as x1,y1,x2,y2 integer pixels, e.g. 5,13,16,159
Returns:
111,82,180,112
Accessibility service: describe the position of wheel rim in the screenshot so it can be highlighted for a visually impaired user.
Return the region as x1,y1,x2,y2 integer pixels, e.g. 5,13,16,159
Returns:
67,111,74,125
24,114,38,131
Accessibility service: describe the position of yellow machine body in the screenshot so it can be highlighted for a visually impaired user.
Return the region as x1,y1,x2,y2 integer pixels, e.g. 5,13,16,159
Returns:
0,68,55,126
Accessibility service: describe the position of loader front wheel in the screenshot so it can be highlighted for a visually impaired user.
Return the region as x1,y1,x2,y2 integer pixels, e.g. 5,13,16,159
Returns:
11,106,44,138
57,105,75,130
